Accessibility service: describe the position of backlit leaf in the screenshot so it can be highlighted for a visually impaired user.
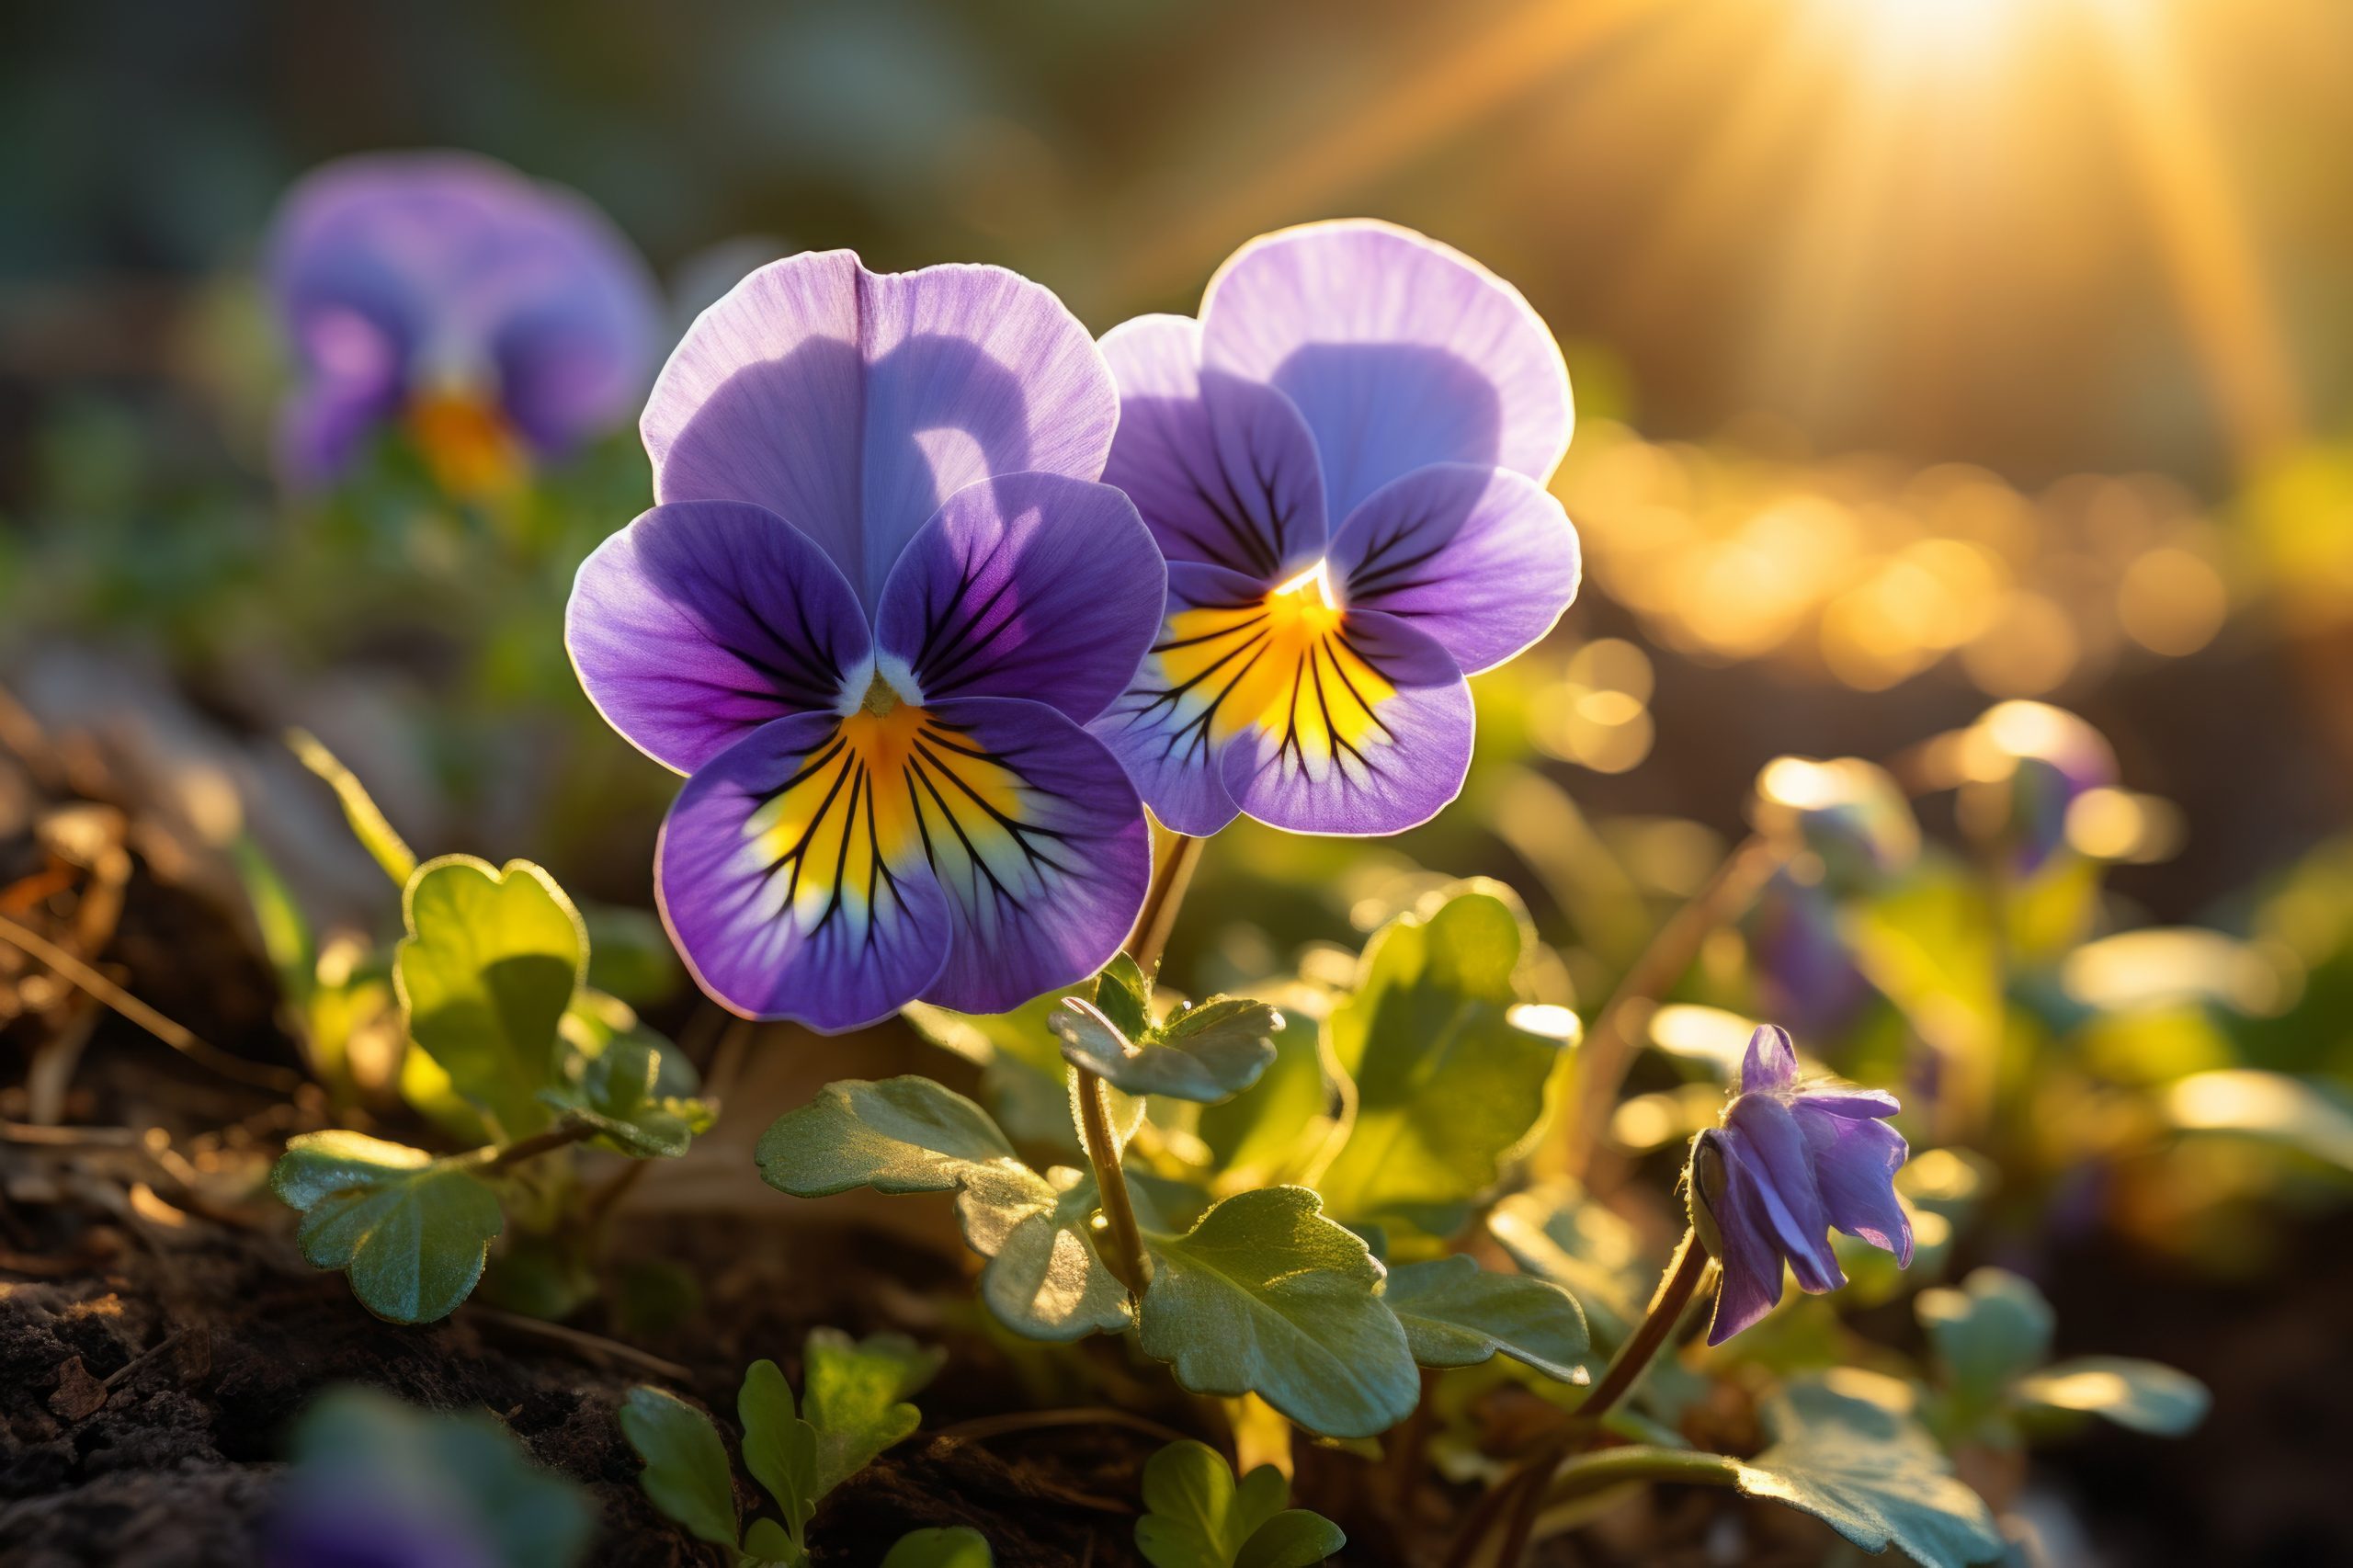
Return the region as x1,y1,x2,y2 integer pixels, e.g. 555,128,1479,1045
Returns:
1051,995,1281,1103
395,856,585,1139
1381,1255,1589,1381
801,1327,942,1497
2015,1357,2210,1437
1137,1187,1419,1439
619,1386,740,1551
272,1131,502,1324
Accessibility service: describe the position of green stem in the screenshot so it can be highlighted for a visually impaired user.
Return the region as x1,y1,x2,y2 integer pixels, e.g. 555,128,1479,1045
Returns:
1074,1064,1153,1295
1544,1445,1742,1505
1477,1230,1714,1567
482,1117,597,1173
1126,829,1205,976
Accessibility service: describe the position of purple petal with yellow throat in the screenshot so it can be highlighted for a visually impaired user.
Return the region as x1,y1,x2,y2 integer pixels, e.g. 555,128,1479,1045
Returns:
567,501,870,774
1328,463,1579,675
874,473,1165,724
1098,314,1328,584
656,710,953,1032
905,697,1151,1016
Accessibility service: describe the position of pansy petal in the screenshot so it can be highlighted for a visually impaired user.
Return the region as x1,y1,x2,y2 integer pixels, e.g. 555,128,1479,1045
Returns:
1706,1153,1791,1346
1199,220,1572,521
279,362,405,488
1794,1083,1904,1120
1219,607,1474,836
1087,561,1267,836
874,472,1165,724
656,712,953,1032
1098,314,1328,583
1741,1025,1801,1096
906,698,1152,1015
268,152,660,458
1328,464,1580,675
1796,1105,1915,1265
1722,1098,1845,1293
644,252,1118,610
567,502,871,774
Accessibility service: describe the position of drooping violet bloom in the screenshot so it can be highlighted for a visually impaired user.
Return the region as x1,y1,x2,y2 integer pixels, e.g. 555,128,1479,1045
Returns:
1090,220,1580,835
566,251,1163,1031
267,152,662,496
1688,1025,1913,1346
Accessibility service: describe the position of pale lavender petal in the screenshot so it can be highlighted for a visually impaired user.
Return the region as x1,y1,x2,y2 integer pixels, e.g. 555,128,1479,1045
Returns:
1704,1136,1790,1346
1741,1024,1800,1096
1219,606,1473,836
1794,1083,1904,1120
1722,1098,1845,1293
656,712,953,1032
1098,314,1327,583
1199,220,1572,521
1796,1105,1915,1265
1087,561,1265,836
874,472,1165,724
567,501,870,774
644,252,1118,610
267,151,660,463
909,698,1151,1014
1327,463,1580,674
278,348,405,488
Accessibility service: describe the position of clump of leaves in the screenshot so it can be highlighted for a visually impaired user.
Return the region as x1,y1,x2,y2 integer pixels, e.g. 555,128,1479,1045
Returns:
1133,1439,1344,1568
620,1330,946,1567
270,853,714,1323
757,890,1589,1439
273,1385,594,1568
1917,1267,2209,1445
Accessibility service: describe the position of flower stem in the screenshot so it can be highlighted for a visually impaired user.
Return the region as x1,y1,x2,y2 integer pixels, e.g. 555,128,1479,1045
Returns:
1074,1063,1153,1295
1575,1228,1711,1425
1074,829,1210,1300
1476,1230,1714,1567
483,1117,597,1173
1126,828,1205,976
1544,834,1782,1183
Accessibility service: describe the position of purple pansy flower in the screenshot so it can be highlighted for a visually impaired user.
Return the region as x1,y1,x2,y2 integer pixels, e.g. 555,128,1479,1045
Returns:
1688,1025,1914,1346
1090,220,1581,835
267,152,663,495
566,251,1163,1031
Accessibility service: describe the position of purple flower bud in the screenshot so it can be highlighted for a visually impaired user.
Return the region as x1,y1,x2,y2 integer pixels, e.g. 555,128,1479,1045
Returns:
1687,1025,1913,1346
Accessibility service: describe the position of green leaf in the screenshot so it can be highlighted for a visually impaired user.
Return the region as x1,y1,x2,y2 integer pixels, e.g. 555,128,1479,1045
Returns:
1137,1187,1419,1439
1917,1268,2054,1403
1381,1255,1589,1381
1197,1008,1331,1182
288,727,417,886
619,1386,740,1551
1133,1440,1342,1568
395,856,586,1139
981,1173,1134,1342
1735,1375,2005,1568
738,1358,818,1542
1233,1513,1348,1568
541,1028,715,1159
743,1516,803,1565
271,1131,503,1324
1317,889,1564,1229
2014,1357,2210,1437
1051,995,1281,1103
801,1327,942,1498
881,1527,995,1568
758,1078,1128,1342
290,1387,593,1568
1096,953,1154,1040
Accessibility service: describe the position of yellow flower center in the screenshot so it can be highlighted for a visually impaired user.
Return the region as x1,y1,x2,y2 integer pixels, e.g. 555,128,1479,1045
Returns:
405,392,527,501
